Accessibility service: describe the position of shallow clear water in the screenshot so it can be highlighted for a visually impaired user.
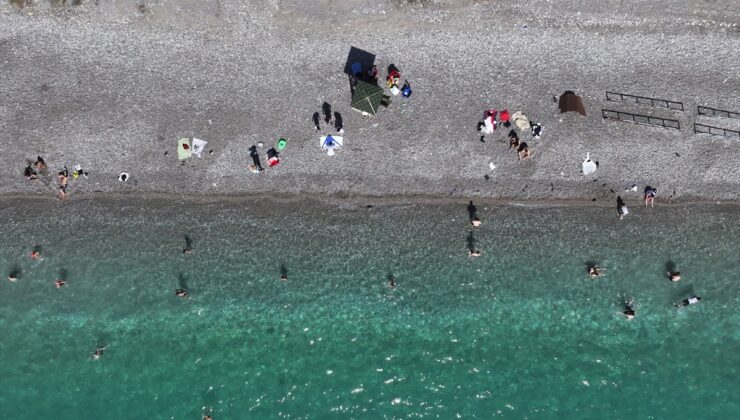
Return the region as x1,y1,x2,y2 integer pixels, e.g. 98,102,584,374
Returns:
0,197,738,419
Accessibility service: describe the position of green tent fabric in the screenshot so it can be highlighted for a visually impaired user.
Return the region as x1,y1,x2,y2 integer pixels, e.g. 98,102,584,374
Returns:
351,80,385,116
178,138,192,160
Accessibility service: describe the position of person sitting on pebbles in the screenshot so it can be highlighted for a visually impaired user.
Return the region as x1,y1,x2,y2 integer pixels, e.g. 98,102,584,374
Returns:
517,142,531,160
508,130,520,150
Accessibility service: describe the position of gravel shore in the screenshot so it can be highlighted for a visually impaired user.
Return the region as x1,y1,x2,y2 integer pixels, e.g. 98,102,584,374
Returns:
1,0,739,202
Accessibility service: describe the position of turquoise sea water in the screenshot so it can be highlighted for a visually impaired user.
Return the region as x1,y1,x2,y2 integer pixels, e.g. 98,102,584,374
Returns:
0,197,738,419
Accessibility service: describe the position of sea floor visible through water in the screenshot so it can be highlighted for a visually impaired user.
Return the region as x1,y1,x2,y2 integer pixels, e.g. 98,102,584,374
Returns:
0,196,738,419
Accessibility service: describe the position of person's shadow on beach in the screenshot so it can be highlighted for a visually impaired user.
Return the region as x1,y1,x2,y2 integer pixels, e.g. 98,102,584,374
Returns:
466,231,476,252
334,111,343,132
312,111,321,130
467,201,478,222
322,102,332,124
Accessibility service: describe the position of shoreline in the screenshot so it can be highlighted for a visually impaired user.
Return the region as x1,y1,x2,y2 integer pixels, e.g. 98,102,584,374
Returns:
1,191,737,209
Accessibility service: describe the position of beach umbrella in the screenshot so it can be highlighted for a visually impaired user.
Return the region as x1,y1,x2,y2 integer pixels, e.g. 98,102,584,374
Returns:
177,138,192,160
320,135,343,156
558,91,587,115
351,80,385,116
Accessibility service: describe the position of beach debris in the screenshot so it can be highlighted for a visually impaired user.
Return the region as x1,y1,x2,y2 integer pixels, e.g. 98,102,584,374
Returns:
512,111,530,133
72,164,88,179
582,153,597,175
178,138,192,161
488,162,496,170
192,138,208,157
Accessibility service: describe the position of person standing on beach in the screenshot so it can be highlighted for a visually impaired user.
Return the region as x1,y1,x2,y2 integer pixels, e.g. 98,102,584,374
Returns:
644,186,657,207
57,167,69,200
249,145,264,172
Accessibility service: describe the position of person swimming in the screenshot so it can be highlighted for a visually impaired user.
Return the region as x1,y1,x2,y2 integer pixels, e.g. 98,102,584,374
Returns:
8,271,19,282
588,266,603,278
55,279,66,288
622,299,636,320
175,289,189,298
182,247,192,254
31,249,42,260
677,296,701,307
280,274,288,281
92,345,106,360
469,249,482,257
668,271,681,282
388,276,396,288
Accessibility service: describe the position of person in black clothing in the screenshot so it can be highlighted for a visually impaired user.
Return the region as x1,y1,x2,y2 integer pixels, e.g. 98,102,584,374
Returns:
249,145,264,171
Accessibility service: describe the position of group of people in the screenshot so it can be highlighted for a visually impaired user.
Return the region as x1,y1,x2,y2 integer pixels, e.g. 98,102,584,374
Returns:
588,264,700,319
477,109,543,161
6,246,65,288
23,155,91,201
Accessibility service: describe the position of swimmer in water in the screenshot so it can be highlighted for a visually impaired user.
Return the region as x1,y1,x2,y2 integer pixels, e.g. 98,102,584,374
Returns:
622,299,636,320
182,247,192,254
280,274,288,281
676,295,701,307
471,217,482,227
469,249,482,257
55,279,66,288
92,345,106,360
31,250,42,260
588,266,603,278
175,288,189,298
388,276,396,288
8,270,19,282
667,271,681,282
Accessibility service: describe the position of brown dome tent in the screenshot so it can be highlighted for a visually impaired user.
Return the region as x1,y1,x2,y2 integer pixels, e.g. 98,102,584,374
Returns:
558,91,587,116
